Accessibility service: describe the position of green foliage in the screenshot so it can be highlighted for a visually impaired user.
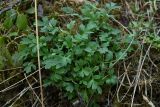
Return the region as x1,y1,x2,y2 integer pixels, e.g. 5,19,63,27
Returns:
145,35,160,48
0,37,6,69
0,37,15,70
15,2,136,105
3,9,17,29
16,13,28,30
25,7,35,14
3,17,13,29
2,9,28,31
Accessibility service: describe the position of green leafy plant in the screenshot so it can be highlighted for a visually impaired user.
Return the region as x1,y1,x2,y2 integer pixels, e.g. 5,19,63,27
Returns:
15,2,136,105
2,9,28,31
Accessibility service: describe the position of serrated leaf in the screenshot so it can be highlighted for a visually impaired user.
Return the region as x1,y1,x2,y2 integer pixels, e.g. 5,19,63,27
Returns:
43,59,57,69
16,13,28,30
43,56,71,69
87,79,98,90
79,68,91,77
65,83,74,93
84,42,99,53
55,56,71,69
23,62,36,74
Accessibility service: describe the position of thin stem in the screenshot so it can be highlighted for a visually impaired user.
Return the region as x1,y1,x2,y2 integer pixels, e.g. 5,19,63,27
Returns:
34,0,45,107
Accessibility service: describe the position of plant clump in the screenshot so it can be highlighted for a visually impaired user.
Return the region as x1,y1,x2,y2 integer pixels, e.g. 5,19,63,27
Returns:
14,2,136,105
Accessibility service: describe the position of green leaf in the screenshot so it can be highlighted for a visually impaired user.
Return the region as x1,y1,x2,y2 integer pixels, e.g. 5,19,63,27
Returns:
106,51,113,61
110,75,117,84
99,33,110,42
73,46,83,55
84,42,99,54
6,9,17,18
43,56,71,69
98,47,108,54
97,86,102,94
115,51,127,60
55,56,71,69
81,90,89,102
84,47,92,53
61,7,74,14
25,7,35,14
16,13,28,30
79,24,86,33
4,9,17,29
110,29,120,35
108,69,114,75
8,32,18,37
87,79,93,88
24,62,36,74
43,59,57,69
86,21,97,31
0,37,5,46
79,68,91,77
3,17,13,29
87,79,98,90
67,21,75,30
63,36,73,48
81,80,88,86
43,79,52,87
51,73,62,82
105,2,120,11
64,82,74,93
106,75,117,85
93,75,101,80
49,18,57,27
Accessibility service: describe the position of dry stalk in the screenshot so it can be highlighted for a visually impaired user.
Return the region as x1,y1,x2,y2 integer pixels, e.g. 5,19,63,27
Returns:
24,74,41,105
34,0,45,106
0,69,39,93
2,85,31,107
131,44,151,107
